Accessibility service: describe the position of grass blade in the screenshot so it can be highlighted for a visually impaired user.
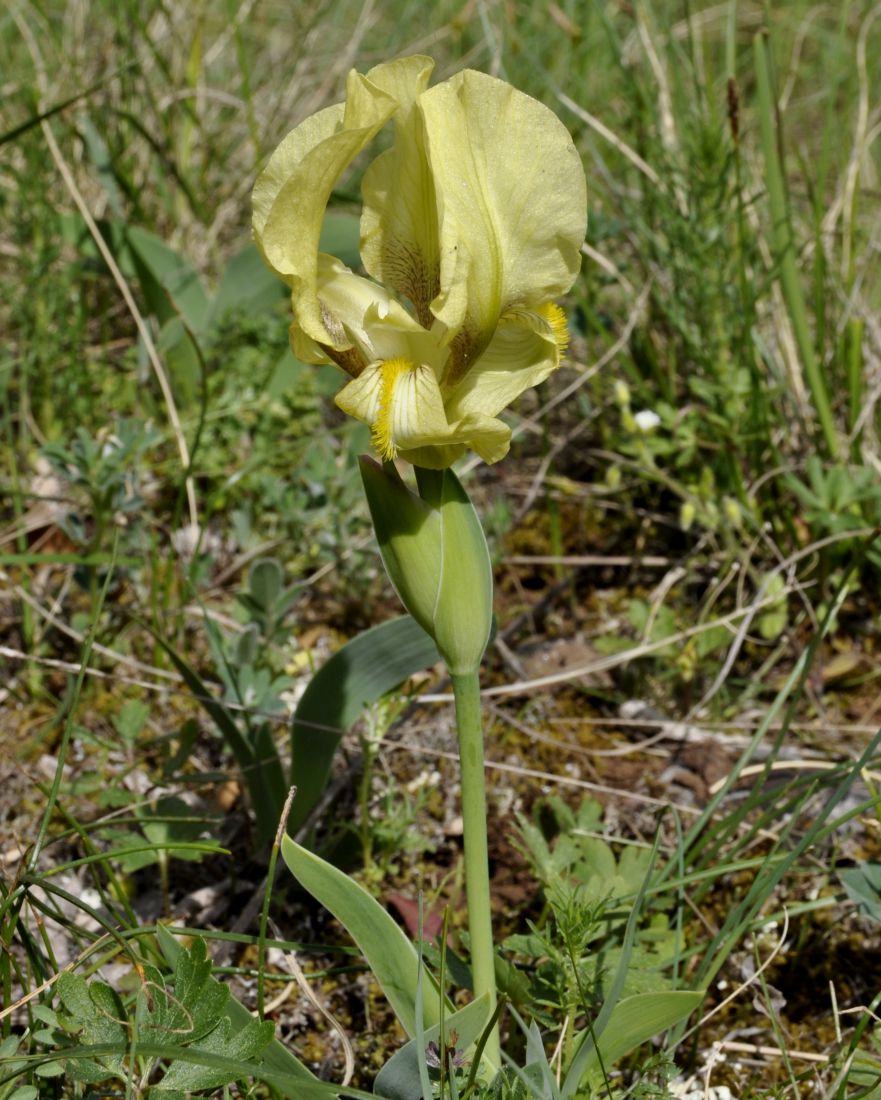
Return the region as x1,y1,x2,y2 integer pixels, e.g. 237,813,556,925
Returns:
754,30,839,458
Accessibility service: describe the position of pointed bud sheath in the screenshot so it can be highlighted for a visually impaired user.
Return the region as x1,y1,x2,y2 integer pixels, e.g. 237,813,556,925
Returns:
359,458,493,676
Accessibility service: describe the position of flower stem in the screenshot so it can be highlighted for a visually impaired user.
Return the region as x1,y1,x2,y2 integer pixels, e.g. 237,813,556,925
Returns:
451,669,501,1070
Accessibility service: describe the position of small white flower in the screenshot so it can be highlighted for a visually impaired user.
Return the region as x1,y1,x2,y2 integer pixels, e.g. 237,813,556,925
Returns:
633,408,661,432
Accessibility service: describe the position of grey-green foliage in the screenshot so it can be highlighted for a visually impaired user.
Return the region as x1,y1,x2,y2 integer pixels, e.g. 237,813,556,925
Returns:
372,994,493,1100
498,796,695,1097
235,557,300,647
41,417,162,551
840,862,881,923
288,615,440,835
119,214,355,407
151,556,299,846
32,938,273,1097
511,796,677,1011
787,456,881,570
0,1036,38,1100
217,557,300,724
512,796,677,985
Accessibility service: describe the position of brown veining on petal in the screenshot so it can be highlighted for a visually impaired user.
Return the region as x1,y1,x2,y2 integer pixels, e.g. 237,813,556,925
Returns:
382,239,439,329
441,325,479,390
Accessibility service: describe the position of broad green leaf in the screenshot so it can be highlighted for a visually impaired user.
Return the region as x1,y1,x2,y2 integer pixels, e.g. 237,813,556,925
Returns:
320,211,362,269
211,243,288,323
0,1035,35,1100
566,835,616,887
566,990,704,1089
67,1057,118,1085
125,225,210,333
81,115,124,218
132,797,218,869
289,615,439,834
510,1013,560,1100
46,1043,354,1098
155,926,323,1094
412,937,433,1100
266,347,313,397
493,954,532,1008
616,844,655,894
282,837,445,1037
33,1063,65,1079
247,558,284,609
55,971,93,1020
173,939,229,1035
30,1006,58,1027
89,983,127,1031
156,315,202,405
58,212,128,271
848,1048,881,1091
373,994,492,1099
121,225,210,404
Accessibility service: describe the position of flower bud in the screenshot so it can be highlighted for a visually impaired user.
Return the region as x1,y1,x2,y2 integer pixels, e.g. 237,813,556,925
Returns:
359,459,493,675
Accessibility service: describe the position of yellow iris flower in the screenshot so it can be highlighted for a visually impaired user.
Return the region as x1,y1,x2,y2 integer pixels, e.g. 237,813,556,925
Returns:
252,56,587,468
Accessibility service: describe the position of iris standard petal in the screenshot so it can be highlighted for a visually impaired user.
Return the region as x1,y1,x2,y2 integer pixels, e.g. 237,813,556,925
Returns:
360,55,440,328
418,71,586,379
254,70,397,348
252,102,343,273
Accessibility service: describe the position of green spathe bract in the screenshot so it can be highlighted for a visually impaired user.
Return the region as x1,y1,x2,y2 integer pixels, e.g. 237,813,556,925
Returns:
359,458,493,676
